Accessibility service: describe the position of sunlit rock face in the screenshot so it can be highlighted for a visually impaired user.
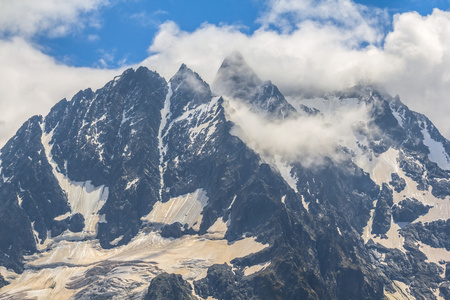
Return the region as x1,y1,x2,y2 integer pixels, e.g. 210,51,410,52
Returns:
0,54,449,300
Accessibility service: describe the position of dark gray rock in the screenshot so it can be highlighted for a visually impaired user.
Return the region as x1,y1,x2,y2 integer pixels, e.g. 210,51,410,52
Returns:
371,183,393,235
69,213,85,233
160,222,183,239
392,198,432,223
0,273,8,288
430,178,450,199
389,173,406,193
145,273,195,300
194,263,252,300
401,219,450,251
439,281,450,300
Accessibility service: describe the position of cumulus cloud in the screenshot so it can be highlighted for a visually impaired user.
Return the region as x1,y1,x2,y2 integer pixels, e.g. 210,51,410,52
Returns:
0,0,116,147
382,10,450,140
0,37,116,146
0,0,106,37
142,2,450,139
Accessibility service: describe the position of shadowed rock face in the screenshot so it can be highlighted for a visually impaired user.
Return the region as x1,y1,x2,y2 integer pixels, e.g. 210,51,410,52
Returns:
372,183,394,236
0,274,7,289
145,273,195,300
1,54,450,300
389,173,406,192
392,198,432,223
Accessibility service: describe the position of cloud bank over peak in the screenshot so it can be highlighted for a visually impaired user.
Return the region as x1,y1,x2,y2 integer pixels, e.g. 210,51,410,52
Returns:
142,3,450,139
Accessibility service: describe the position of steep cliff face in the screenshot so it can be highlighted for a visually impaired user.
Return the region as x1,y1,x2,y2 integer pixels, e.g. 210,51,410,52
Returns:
0,54,449,299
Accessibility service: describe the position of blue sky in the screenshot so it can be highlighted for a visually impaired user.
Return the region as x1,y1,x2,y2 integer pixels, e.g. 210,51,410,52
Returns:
34,0,450,69
36,0,263,68
1,0,450,146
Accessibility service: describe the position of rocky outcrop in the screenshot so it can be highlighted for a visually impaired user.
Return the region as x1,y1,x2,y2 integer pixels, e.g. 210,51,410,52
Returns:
371,183,393,236
389,173,406,193
392,198,432,223
0,274,8,289
145,273,195,300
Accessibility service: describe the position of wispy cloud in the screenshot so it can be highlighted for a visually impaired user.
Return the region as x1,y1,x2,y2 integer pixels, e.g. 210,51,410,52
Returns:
87,34,100,41
225,98,372,166
130,10,168,27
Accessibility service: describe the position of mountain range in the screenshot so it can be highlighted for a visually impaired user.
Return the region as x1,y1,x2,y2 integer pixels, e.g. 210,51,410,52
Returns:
0,52,449,299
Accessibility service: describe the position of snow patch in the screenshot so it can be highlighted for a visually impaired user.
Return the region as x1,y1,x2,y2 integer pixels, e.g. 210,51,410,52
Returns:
359,148,400,186
418,242,450,268
17,194,23,207
301,195,310,212
120,109,131,126
227,195,237,210
390,107,405,129
0,266,18,282
421,127,450,170
362,200,376,244
244,261,271,276
206,217,228,239
3,227,268,299
158,84,173,200
271,155,298,193
143,189,208,231
125,178,139,190
363,209,406,252
384,280,413,300
53,211,70,221
41,124,109,238
2,172,10,183
110,235,124,246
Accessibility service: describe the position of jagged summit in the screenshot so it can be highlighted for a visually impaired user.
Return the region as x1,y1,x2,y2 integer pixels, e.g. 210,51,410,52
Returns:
213,51,297,119
168,64,212,121
212,51,262,98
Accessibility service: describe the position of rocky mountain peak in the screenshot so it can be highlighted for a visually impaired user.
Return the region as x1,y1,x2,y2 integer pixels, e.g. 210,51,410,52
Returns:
213,52,297,119
168,64,212,120
212,51,262,100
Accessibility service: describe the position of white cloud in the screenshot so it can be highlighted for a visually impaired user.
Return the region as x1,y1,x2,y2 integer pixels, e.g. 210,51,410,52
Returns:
225,98,371,166
142,4,450,139
0,37,117,146
382,9,450,140
0,0,114,146
258,0,388,43
0,0,107,37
